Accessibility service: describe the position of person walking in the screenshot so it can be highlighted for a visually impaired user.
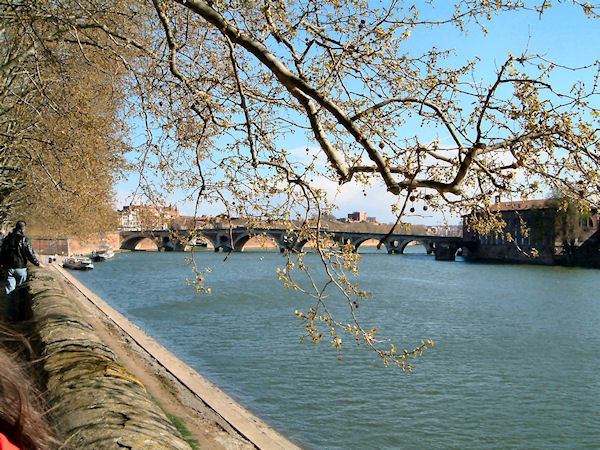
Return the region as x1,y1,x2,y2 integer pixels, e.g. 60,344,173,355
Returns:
1,221,40,321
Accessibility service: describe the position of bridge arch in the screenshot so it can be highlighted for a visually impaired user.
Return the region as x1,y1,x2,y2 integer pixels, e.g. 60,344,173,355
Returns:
231,230,307,253
333,234,380,252
353,237,386,252
381,238,427,254
400,239,435,255
120,235,159,251
244,234,281,251
232,232,252,252
120,230,187,251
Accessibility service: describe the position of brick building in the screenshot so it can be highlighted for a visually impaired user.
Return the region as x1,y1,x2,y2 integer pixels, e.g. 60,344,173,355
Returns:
347,211,367,222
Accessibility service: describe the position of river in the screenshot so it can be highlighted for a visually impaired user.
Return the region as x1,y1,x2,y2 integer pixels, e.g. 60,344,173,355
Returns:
69,248,600,449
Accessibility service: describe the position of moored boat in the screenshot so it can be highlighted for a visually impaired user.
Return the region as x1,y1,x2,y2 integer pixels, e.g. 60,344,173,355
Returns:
91,244,114,261
63,256,94,270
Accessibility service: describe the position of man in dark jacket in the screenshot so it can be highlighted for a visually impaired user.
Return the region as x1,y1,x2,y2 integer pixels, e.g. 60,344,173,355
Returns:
1,221,40,321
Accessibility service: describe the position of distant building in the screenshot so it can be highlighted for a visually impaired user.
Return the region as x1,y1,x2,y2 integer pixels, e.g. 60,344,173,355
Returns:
447,225,463,237
118,205,141,231
118,204,180,231
463,199,599,265
366,216,377,223
425,225,463,237
425,226,442,235
194,215,211,228
348,211,367,222
171,215,194,229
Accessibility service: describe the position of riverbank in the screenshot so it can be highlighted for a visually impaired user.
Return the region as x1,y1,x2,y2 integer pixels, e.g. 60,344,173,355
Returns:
25,264,299,449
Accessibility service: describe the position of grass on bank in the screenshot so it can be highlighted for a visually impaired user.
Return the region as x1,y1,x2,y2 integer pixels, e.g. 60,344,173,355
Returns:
165,413,200,450
150,394,199,449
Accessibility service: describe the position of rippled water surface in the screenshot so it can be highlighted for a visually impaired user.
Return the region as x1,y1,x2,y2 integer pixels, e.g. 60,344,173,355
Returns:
70,249,600,448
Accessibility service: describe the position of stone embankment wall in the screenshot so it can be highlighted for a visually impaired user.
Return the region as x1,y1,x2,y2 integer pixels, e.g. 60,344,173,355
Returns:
27,266,190,449
32,232,121,256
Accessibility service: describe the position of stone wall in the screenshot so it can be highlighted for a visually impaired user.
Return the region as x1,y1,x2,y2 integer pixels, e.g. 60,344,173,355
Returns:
31,238,70,256
32,232,120,256
27,267,190,449
67,232,120,255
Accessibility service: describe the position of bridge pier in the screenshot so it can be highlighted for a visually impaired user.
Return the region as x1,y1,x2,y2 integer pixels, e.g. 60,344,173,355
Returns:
158,235,186,252
383,238,410,254
274,233,307,253
433,242,460,261
426,242,435,255
337,236,357,252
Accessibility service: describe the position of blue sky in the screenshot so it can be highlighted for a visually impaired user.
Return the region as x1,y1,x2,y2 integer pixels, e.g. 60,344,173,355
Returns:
116,2,599,225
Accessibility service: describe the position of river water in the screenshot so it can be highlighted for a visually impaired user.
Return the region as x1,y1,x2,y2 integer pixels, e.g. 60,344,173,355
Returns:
69,248,600,449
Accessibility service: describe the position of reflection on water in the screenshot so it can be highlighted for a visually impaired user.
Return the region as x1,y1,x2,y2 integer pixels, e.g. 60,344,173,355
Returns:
72,250,600,449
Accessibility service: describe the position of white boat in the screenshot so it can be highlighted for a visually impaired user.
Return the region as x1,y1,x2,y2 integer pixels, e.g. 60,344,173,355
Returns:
91,244,114,261
63,256,94,270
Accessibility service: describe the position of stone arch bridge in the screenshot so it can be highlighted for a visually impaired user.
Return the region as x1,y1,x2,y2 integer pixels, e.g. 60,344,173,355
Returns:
119,228,463,260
